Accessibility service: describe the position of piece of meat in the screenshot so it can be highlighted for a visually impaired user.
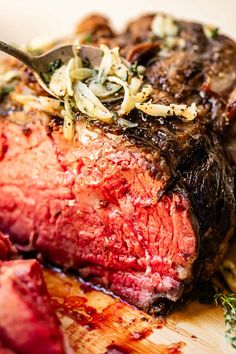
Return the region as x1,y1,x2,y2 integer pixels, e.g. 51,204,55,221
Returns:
0,233,67,352
0,110,234,313
0,13,235,314
126,42,160,64
0,259,65,354
124,13,236,196
122,14,236,135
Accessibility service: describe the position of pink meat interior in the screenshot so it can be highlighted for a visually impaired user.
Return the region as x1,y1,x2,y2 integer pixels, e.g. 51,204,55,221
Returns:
0,119,197,308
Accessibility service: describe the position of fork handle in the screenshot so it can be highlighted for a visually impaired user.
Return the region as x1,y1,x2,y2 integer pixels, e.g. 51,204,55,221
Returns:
0,40,34,69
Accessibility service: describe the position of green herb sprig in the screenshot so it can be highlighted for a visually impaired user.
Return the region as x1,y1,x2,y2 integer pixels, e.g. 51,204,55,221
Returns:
215,293,236,348
211,27,219,39
130,61,138,75
0,86,13,98
83,33,93,44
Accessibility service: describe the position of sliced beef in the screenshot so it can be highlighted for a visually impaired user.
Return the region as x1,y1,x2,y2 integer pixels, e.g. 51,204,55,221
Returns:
0,13,235,314
0,259,65,354
0,233,67,352
0,111,234,313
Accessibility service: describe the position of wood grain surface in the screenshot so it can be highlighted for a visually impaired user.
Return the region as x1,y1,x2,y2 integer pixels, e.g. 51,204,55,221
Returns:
44,268,235,354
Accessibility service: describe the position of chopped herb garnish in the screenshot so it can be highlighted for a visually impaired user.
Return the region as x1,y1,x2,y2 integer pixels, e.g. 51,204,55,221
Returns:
83,33,93,44
42,59,63,84
130,61,138,75
48,59,63,74
211,27,219,39
0,86,13,98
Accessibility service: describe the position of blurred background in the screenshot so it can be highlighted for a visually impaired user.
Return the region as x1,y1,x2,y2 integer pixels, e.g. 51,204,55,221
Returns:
0,0,235,44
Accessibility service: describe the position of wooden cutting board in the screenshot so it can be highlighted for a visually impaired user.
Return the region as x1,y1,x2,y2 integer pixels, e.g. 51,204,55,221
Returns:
44,267,235,354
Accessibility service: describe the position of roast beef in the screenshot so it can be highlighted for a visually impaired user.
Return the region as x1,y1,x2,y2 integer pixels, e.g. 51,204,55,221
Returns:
0,233,66,354
0,13,235,314
0,259,66,354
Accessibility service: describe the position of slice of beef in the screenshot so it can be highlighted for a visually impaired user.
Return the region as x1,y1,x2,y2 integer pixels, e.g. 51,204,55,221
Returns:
0,13,235,314
0,259,66,354
0,234,67,353
0,111,234,313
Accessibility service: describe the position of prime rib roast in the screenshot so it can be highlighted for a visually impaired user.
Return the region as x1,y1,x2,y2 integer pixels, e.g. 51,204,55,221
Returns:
0,233,66,354
0,13,235,314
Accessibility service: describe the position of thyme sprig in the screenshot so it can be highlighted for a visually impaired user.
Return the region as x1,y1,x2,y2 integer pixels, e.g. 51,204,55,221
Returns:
215,293,236,348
